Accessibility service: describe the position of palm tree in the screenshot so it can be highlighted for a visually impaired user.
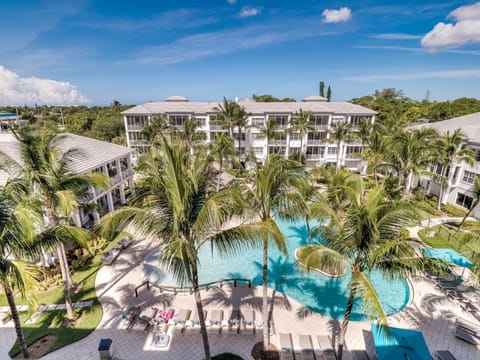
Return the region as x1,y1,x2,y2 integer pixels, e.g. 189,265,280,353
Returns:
434,129,475,210
217,98,237,138
140,114,170,145
358,118,372,151
241,154,305,350
297,177,429,359
100,136,259,360
257,117,280,155
288,109,315,159
0,127,109,320
458,178,480,229
0,186,42,358
233,106,249,163
210,132,236,192
328,121,355,170
385,128,436,198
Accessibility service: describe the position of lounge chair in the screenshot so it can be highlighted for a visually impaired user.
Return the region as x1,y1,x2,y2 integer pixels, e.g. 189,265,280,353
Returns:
351,350,370,360
435,350,456,360
279,333,294,360
172,309,191,333
206,309,223,333
120,306,140,330
255,312,264,332
222,309,240,334
436,280,463,291
298,334,315,360
456,318,480,334
138,306,158,323
460,301,480,314
316,335,337,360
242,309,255,334
455,327,480,345
185,310,205,332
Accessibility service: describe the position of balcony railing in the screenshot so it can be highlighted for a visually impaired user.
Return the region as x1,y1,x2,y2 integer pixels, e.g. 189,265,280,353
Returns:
306,154,322,160
127,125,143,131
273,139,287,145
209,125,224,131
314,125,328,130
307,140,326,145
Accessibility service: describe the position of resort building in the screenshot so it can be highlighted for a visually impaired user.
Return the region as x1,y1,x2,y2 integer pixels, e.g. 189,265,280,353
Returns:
122,96,376,171
0,112,21,132
0,132,135,228
410,112,480,218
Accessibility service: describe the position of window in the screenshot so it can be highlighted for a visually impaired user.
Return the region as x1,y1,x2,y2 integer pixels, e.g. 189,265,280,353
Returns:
307,132,327,141
462,170,478,184
306,146,324,157
168,115,189,126
327,147,337,155
289,147,301,155
193,117,207,126
233,133,246,141
251,117,264,126
289,133,301,140
345,146,362,155
311,115,329,126
331,115,345,124
268,115,288,127
456,193,473,209
350,115,372,126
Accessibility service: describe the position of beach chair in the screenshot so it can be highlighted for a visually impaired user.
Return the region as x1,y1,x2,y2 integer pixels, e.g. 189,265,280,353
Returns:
172,308,191,333
138,306,158,323
222,309,240,334
120,306,140,330
255,312,264,332
460,301,480,314
185,310,205,333
242,309,255,334
352,350,370,360
316,335,337,360
435,350,456,360
436,280,463,291
206,309,223,333
456,318,480,334
455,327,480,345
297,334,315,360
279,333,294,360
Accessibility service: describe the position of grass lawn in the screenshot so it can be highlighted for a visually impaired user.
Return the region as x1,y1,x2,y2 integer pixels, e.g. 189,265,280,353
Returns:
418,225,465,254
1,235,128,357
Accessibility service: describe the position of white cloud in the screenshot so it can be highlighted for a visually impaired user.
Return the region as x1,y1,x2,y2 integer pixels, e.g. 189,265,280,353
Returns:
0,65,89,105
239,6,262,17
227,0,237,4
344,69,480,82
371,33,421,40
421,2,480,50
322,7,352,23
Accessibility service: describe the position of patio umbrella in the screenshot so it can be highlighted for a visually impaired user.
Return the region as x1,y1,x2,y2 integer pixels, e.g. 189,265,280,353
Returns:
422,248,473,268
371,324,432,360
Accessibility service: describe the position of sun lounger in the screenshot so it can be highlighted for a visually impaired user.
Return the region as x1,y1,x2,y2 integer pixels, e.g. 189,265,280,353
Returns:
316,335,337,360
139,306,158,322
352,350,370,360
436,280,464,291
222,309,240,334
255,312,264,331
120,306,140,330
435,350,456,360
172,309,191,333
455,327,480,345
206,309,223,333
185,310,206,332
456,318,480,335
298,334,315,360
460,301,480,314
279,333,294,360
242,309,255,334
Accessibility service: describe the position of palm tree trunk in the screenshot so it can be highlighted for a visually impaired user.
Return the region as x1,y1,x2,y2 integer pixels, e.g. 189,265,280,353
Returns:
6,289,29,358
306,215,311,245
458,201,477,229
336,141,341,170
57,241,74,319
238,128,242,163
337,287,356,360
437,167,447,211
262,237,269,350
217,158,223,193
192,267,210,360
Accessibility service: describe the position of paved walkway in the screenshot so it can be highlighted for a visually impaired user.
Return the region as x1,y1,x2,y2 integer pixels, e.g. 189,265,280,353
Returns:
1,218,479,359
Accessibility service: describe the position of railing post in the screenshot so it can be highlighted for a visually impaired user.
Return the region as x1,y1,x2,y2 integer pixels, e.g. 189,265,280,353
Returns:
234,279,237,287
147,281,150,290
248,280,251,288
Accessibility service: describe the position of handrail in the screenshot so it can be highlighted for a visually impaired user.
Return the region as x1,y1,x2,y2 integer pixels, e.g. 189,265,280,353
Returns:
134,278,251,297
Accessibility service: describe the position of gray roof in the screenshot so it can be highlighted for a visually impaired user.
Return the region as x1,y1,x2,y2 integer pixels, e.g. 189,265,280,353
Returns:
0,133,132,185
408,112,480,143
122,97,376,116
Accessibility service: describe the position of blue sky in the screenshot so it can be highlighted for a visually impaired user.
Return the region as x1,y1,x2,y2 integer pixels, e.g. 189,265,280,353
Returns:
1,0,479,105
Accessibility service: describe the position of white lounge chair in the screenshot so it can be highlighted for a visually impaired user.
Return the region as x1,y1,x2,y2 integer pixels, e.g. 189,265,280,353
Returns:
242,309,255,334
206,309,223,333
173,309,191,333
222,309,240,334
279,333,294,360
456,318,480,334
185,310,205,333
298,334,315,360
316,335,337,360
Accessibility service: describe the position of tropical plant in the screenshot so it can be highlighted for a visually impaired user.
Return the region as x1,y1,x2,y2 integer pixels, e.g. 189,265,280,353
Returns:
288,109,315,158
217,98,238,138
233,106,249,162
140,115,170,145
357,118,372,151
0,187,42,358
298,176,431,360
210,132,236,192
434,129,475,210
458,178,480,229
0,127,109,320
100,136,259,360
241,154,305,350
328,121,355,170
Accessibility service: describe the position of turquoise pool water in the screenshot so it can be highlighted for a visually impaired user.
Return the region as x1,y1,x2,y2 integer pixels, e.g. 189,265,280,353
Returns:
142,218,410,321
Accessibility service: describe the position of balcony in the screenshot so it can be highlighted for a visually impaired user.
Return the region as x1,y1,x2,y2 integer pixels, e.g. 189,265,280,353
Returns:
306,154,322,160
314,125,328,130
307,140,326,145
272,139,287,145
276,124,288,130
127,125,143,131
209,125,224,131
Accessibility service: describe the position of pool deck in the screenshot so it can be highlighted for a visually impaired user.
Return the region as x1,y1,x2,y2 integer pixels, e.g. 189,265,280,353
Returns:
1,223,480,360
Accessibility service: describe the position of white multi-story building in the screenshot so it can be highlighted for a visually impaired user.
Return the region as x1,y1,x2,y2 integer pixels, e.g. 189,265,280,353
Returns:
410,112,480,218
0,133,135,228
122,95,376,170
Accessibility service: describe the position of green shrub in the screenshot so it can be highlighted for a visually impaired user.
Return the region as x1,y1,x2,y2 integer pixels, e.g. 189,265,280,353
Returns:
441,203,467,217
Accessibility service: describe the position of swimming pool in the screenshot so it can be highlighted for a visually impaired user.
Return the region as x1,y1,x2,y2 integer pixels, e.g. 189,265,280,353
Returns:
142,217,410,321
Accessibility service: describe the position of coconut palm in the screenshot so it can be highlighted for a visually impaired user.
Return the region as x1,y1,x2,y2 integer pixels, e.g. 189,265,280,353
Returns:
357,118,372,151
288,109,315,160
140,114,170,145
434,129,475,210
458,178,480,229
241,154,305,349
0,127,109,320
217,98,237,138
257,116,280,155
233,105,249,163
210,132,236,192
100,136,260,360
0,187,41,359
297,176,428,360
328,121,355,170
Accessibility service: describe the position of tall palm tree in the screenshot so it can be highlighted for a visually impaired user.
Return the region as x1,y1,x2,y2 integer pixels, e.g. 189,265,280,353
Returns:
233,106,249,163
241,154,305,349
0,127,109,320
217,97,237,138
434,129,475,210
210,132,236,192
328,121,355,170
140,114,170,145
385,128,436,198
0,187,41,359
357,118,372,151
257,117,280,155
297,177,430,360
458,178,480,229
288,109,315,159
100,136,259,360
